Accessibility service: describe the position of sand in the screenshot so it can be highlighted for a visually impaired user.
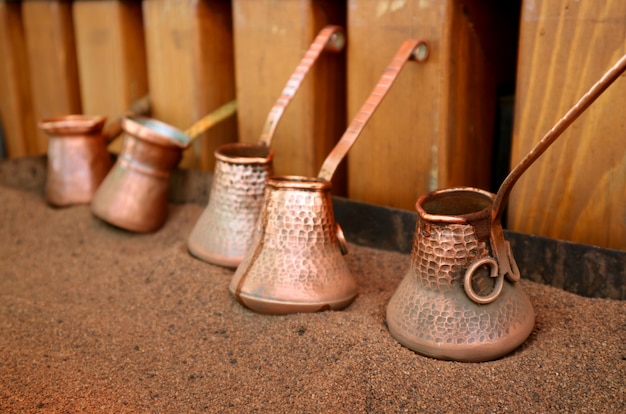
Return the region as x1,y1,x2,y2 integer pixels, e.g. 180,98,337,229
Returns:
0,184,624,413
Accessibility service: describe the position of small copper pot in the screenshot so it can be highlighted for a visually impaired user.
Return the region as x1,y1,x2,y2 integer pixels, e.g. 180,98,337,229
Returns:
386,188,535,362
187,25,345,268
229,176,355,314
39,115,112,207
91,116,189,232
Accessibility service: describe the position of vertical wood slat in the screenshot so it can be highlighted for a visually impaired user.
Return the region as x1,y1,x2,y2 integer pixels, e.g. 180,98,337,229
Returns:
0,1,37,158
346,0,497,210
22,0,82,154
232,0,347,192
142,0,237,170
72,0,148,154
509,0,626,250
193,1,238,170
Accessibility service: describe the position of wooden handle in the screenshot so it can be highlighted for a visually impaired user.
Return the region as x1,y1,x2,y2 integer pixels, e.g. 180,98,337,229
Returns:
184,99,238,140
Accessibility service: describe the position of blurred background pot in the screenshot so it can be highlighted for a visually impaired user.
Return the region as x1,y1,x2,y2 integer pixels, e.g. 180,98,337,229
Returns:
91,116,189,232
40,114,111,207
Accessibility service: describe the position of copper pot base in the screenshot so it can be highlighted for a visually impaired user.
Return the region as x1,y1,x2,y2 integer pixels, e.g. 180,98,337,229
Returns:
387,278,535,362
187,243,244,269
233,290,358,315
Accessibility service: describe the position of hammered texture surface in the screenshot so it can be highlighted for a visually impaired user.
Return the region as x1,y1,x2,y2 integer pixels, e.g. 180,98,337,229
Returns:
386,217,535,361
230,185,357,309
413,219,490,290
188,159,271,265
387,275,534,357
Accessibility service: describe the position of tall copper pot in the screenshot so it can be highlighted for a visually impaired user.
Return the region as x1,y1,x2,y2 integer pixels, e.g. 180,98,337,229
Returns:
188,143,274,267
230,39,430,314
187,25,345,268
91,116,189,232
39,115,112,207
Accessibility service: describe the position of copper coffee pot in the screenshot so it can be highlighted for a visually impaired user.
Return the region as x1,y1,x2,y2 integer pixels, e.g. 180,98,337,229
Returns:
39,96,150,207
40,115,111,207
91,116,190,232
187,25,346,268
91,101,237,233
386,53,626,362
230,39,430,315
91,100,237,233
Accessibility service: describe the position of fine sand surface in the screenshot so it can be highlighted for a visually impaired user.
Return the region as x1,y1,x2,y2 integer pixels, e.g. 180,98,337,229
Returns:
1,185,624,413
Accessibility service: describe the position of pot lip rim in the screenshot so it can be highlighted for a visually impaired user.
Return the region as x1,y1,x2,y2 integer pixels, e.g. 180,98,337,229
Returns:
38,114,107,133
415,187,495,223
123,116,190,149
267,175,331,190
214,142,274,164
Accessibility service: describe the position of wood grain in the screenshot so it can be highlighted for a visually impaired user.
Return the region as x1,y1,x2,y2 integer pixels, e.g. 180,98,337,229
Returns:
346,0,496,210
232,0,347,192
22,0,82,154
0,2,37,158
73,0,148,154
192,1,238,171
509,0,626,250
142,0,237,170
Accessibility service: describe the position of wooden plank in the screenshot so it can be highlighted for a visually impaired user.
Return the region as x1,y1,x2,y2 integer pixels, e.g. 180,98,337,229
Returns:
22,0,82,154
142,0,237,170
0,2,37,158
346,0,497,210
232,0,347,192
509,0,626,250
73,0,148,154
192,0,238,171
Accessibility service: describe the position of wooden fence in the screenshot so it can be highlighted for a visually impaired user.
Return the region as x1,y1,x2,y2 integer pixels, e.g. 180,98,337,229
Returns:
0,0,624,250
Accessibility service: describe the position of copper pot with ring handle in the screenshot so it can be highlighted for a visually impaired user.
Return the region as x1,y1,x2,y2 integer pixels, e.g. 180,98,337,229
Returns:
386,52,626,362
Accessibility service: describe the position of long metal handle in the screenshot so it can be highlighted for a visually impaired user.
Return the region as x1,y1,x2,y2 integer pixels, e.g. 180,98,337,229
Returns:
492,52,626,223
317,39,429,182
487,52,626,286
258,25,346,147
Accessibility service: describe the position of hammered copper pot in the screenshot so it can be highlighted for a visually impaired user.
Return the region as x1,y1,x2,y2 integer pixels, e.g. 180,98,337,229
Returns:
187,25,345,268
230,176,354,314
386,52,626,362
39,115,112,207
91,116,189,232
230,39,430,314
188,143,274,267
386,188,535,362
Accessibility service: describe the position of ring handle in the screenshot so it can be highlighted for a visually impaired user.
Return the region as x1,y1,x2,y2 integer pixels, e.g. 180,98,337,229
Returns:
463,257,504,305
